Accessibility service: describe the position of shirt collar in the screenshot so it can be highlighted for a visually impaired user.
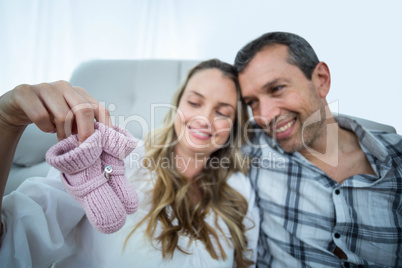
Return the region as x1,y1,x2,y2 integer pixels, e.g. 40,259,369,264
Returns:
335,115,391,165
255,115,392,165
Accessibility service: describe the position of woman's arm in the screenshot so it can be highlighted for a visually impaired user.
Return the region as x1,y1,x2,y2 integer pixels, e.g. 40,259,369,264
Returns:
0,113,25,237
0,81,112,236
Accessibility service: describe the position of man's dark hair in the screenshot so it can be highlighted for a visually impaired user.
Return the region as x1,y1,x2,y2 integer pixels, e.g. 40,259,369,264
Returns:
234,32,320,80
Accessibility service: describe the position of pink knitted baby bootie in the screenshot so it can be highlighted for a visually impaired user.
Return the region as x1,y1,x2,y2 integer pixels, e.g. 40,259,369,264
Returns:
96,122,139,214
46,130,127,234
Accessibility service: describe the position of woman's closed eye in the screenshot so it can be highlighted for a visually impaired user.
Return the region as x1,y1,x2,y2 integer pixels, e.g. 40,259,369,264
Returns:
216,110,230,118
188,101,199,107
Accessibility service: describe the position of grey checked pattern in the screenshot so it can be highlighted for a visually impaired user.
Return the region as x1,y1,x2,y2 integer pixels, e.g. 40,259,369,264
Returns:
244,116,402,267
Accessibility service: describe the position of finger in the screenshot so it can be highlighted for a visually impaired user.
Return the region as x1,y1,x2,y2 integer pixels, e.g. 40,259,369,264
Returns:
50,81,96,143
35,82,77,141
74,86,113,128
12,84,57,133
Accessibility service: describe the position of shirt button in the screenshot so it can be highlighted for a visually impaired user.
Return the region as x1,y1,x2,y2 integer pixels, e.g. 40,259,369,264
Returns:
334,233,341,239
335,189,340,195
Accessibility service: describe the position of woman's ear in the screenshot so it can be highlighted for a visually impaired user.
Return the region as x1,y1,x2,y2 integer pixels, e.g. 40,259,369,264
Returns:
312,62,331,98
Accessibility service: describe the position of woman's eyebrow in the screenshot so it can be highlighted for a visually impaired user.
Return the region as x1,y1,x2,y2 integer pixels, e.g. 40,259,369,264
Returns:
188,90,204,98
218,102,235,110
188,90,235,110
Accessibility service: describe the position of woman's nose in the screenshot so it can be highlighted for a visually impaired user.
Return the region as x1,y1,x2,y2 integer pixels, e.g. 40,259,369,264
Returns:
190,109,212,128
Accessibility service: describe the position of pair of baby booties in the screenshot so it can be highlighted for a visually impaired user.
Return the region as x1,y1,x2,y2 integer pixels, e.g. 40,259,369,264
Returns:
46,122,138,234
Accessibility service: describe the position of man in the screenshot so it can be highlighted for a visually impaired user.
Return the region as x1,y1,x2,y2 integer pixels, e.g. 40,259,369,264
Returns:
234,31,402,267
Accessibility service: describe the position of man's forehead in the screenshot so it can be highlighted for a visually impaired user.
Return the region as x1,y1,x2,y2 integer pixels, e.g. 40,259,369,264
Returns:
246,44,289,71
240,48,287,81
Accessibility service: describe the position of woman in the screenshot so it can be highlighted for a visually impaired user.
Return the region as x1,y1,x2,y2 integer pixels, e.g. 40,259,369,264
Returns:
0,59,259,267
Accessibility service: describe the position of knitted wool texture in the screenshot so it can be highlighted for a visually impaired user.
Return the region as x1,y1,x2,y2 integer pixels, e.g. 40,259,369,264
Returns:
95,122,139,214
46,129,127,234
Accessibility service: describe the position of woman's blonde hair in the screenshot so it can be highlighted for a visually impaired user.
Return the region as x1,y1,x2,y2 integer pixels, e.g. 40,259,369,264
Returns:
125,59,252,267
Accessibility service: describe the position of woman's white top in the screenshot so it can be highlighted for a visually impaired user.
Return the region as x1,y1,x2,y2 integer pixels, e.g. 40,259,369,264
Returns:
0,143,259,267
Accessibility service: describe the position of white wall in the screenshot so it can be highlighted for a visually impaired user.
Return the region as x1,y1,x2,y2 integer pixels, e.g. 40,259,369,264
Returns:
1,0,401,133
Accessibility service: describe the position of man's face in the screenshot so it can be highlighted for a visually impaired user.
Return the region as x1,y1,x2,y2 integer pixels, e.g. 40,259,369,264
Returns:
239,44,325,153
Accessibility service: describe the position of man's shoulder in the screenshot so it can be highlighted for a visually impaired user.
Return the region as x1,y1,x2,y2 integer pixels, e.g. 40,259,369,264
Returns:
370,131,402,160
370,130,402,144
338,115,402,153
347,117,402,167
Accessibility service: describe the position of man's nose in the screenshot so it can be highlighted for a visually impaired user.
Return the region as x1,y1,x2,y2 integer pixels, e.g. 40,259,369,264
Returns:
255,97,280,127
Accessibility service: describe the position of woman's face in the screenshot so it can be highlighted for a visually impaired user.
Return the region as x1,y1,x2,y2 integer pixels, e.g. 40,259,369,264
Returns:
174,68,238,157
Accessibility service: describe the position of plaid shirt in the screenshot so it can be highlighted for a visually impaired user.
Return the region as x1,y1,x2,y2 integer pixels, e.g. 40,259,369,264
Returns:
244,116,402,267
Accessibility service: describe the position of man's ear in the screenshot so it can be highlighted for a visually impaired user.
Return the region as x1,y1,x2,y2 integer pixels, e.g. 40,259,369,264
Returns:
312,62,331,98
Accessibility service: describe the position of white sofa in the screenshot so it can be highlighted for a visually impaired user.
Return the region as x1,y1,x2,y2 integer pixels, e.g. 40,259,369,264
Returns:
5,59,397,195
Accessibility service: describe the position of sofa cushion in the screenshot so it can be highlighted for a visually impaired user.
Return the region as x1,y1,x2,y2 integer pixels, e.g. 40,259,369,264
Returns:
69,59,200,139
13,124,58,167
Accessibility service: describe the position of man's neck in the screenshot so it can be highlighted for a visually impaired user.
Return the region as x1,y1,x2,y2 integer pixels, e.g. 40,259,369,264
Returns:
299,116,340,167
300,122,375,184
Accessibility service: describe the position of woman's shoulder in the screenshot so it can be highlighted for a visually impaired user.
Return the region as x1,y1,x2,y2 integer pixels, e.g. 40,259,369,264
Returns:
226,172,254,199
124,140,156,205
124,139,149,179
226,171,251,186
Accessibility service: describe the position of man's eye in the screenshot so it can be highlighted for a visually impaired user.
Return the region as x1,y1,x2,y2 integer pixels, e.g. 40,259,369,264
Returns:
272,86,284,93
247,100,257,109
